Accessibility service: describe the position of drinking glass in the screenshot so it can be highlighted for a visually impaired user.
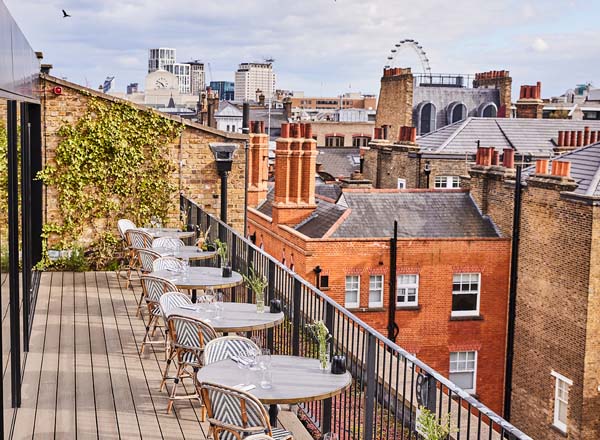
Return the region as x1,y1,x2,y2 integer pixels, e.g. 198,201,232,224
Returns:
181,258,189,281
214,291,224,319
323,433,339,440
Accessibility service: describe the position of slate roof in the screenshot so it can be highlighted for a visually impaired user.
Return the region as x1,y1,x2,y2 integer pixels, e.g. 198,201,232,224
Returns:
255,181,342,218
522,141,600,197
216,101,243,117
331,192,499,238
317,147,360,179
417,117,600,156
295,201,346,238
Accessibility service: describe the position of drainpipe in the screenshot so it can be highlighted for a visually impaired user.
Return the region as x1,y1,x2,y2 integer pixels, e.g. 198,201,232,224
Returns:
387,221,399,342
504,164,522,419
242,102,250,235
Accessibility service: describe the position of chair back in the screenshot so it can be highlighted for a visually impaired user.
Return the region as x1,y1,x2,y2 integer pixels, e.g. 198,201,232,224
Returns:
153,256,185,272
141,275,178,304
152,237,185,249
126,229,153,250
245,435,276,440
168,315,217,366
117,219,136,240
137,248,162,273
204,336,260,366
200,382,272,440
159,292,192,318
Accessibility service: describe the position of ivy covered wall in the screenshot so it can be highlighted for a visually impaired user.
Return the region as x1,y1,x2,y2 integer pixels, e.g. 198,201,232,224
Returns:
40,75,246,267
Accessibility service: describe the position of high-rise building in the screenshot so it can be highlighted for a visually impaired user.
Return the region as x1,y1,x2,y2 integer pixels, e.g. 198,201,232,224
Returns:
234,62,275,102
126,83,139,94
210,81,235,101
188,60,205,96
148,48,176,73
166,63,191,94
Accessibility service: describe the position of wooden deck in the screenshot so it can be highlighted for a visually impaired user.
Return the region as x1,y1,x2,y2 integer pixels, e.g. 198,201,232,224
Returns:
11,271,311,440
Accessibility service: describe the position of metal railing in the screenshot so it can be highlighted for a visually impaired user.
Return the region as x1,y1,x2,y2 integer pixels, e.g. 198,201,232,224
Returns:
414,73,476,89
181,195,532,440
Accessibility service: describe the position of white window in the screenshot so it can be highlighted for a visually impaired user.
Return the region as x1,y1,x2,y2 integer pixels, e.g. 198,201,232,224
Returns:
434,176,460,189
397,274,418,306
552,371,572,433
449,351,477,393
397,178,407,189
451,273,480,317
369,275,384,308
345,275,360,308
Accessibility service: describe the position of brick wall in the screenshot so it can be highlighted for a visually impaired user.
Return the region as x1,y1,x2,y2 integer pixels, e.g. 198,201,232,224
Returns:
309,121,374,147
375,68,413,141
248,207,511,413
510,174,594,439
40,75,246,245
472,71,512,118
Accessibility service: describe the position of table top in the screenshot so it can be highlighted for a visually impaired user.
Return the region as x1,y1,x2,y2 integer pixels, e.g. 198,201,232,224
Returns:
140,227,195,239
153,246,216,261
197,355,352,404
151,266,243,290
170,302,284,333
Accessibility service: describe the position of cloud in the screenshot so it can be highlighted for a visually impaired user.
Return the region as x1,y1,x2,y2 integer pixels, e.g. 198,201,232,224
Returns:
4,0,600,98
531,37,549,52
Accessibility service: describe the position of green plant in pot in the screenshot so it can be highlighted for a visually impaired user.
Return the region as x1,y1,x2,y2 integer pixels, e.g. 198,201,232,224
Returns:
214,239,231,277
416,407,457,440
195,225,213,251
243,266,268,313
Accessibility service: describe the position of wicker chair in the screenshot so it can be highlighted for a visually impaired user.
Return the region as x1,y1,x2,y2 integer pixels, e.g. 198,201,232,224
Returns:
165,314,217,414
159,292,193,391
139,275,178,355
245,435,277,440
117,219,137,287
204,336,260,366
153,256,185,272
134,249,162,315
124,229,153,287
152,237,185,249
117,219,136,240
199,382,292,440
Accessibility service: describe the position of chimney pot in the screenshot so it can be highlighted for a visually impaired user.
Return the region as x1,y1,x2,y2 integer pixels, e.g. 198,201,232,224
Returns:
577,130,583,147
570,130,577,147
558,130,565,147
492,150,500,166
305,123,313,139
535,159,549,175
502,148,515,168
584,126,591,145
590,131,598,144
281,123,290,138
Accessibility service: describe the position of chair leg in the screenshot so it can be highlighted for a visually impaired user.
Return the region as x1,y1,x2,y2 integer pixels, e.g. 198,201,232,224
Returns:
140,314,157,354
160,350,177,392
167,364,185,414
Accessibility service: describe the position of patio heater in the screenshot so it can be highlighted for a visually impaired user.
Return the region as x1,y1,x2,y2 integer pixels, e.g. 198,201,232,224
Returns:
209,143,238,224
423,161,431,188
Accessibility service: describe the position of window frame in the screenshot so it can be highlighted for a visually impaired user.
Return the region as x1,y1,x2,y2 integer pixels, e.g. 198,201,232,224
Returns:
397,274,419,307
368,274,384,308
345,275,360,308
434,175,460,189
449,351,477,393
551,371,572,433
397,178,407,189
451,273,481,317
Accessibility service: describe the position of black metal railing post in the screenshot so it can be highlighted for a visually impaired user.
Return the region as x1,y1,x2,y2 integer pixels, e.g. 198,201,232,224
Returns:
292,278,302,357
246,245,255,303
322,301,335,434
364,333,376,440
267,259,276,351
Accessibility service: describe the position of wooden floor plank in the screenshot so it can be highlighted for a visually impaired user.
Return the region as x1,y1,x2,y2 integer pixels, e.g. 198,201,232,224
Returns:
85,271,120,439
73,271,98,440
96,272,142,439
32,272,62,439
55,271,76,437
12,272,53,440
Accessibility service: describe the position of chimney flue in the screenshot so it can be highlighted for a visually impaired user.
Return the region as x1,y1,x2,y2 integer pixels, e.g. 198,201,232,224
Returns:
281,123,290,138
502,149,515,168
535,159,549,175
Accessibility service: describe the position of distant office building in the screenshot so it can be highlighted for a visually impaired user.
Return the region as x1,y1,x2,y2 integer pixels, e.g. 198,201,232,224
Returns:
126,83,139,94
166,63,191,94
210,81,235,101
188,61,205,96
102,76,115,94
234,62,276,102
291,92,377,111
148,48,176,73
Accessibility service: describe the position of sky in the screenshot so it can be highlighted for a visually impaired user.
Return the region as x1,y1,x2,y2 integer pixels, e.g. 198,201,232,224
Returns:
6,0,600,100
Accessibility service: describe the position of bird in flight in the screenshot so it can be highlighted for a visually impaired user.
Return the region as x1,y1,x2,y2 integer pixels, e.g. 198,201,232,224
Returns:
62,9,71,18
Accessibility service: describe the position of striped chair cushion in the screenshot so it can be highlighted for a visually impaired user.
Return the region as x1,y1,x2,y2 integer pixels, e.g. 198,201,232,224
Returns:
153,257,184,272
152,237,185,249
159,292,191,317
170,315,217,366
204,337,260,365
141,276,178,303
270,428,292,440
137,249,161,272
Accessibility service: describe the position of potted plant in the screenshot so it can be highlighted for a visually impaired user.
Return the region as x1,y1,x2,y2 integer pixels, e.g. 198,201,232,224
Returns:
214,239,231,277
243,266,268,313
307,320,331,371
195,225,212,251
416,407,457,440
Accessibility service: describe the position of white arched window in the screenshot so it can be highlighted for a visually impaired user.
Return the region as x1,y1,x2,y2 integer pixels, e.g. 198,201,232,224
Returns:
448,102,467,124
480,103,498,118
417,101,436,135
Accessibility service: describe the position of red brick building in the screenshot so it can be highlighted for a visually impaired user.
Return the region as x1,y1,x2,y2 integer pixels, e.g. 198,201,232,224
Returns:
246,122,511,413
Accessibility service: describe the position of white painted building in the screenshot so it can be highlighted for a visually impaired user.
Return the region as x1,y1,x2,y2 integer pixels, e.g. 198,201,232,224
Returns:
234,62,276,102
215,102,243,133
148,48,176,73
166,63,191,94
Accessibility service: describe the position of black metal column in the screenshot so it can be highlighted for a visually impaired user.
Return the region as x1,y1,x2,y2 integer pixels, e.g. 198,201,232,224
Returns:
7,100,21,407
219,171,228,224
20,102,32,352
388,221,398,342
28,104,42,267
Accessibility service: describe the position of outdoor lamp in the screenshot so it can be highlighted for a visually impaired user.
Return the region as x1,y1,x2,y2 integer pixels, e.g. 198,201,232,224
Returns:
423,161,432,188
209,143,239,223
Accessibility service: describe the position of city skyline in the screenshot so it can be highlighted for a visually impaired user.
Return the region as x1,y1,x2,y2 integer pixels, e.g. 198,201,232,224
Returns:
6,0,599,99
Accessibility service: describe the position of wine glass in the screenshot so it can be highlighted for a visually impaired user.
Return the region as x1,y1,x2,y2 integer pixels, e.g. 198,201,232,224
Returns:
323,433,339,440
150,215,158,228
214,291,224,319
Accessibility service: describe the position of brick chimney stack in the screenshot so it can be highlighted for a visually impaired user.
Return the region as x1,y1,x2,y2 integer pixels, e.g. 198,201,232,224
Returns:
247,120,270,207
272,122,318,225
473,70,512,118
397,126,417,144
516,81,544,119
555,126,599,152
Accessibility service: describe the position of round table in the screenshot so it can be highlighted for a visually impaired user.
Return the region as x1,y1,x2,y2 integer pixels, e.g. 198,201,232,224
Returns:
140,227,195,239
151,266,243,302
171,302,284,333
153,245,216,261
197,355,352,426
